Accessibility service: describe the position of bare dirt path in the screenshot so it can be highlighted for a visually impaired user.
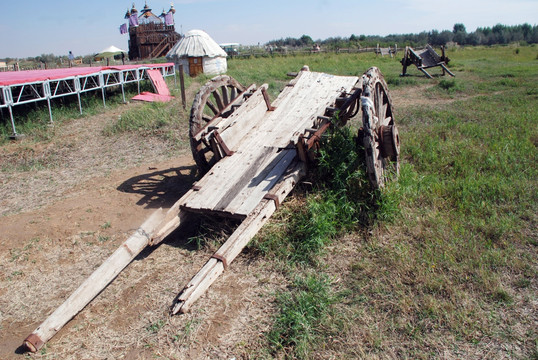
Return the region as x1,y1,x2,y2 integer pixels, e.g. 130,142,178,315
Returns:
0,102,281,359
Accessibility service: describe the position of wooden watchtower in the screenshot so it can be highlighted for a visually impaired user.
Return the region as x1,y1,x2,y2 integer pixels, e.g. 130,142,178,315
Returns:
125,2,181,60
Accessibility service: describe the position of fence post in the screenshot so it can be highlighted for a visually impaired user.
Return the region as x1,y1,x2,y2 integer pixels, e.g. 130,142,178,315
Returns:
179,64,186,109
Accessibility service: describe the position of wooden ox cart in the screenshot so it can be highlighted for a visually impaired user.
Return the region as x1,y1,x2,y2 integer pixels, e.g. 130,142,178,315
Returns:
401,44,455,78
24,66,400,352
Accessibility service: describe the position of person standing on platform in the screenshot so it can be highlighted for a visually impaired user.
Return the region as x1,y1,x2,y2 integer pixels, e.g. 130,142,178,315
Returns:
68,51,75,67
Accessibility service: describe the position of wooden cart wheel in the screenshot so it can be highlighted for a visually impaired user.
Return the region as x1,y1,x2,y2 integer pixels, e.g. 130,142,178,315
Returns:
359,67,400,188
189,75,246,174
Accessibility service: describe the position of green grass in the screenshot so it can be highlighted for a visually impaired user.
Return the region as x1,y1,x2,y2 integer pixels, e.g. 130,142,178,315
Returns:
227,52,408,99
253,127,397,266
101,77,194,145
0,79,176,144
103,99,181,138
246,45,537,358
251,128,400,359
267,273,342,359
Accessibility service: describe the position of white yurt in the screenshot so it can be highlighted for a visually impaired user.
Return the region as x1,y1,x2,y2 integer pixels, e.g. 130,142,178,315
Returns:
166,30,227,77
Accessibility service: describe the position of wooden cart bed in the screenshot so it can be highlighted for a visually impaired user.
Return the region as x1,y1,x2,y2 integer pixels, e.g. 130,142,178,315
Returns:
179,70,358,218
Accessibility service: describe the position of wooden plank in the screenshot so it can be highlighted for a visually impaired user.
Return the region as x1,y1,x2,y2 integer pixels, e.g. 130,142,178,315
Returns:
256,72,358,148
419,67,433,79
209,148,289,215
222,71,356,154
271,68,308,108
234,149,297,215
426,44,441,63
151,201,191,245
193,84,257,141
213,146,280,212
180,146,260,201
172,160,306,314
217,159,306,263
24,209,167,352
440,63,456,77
218,85,269,151
181,147,281,216
172,258,222,314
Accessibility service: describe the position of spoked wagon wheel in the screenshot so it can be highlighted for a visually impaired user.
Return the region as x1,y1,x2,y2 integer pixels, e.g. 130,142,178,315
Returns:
190,75,246,174
359,67,400,188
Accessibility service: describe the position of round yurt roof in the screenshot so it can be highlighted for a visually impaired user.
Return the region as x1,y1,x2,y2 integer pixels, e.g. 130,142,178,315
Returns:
167,30,227,59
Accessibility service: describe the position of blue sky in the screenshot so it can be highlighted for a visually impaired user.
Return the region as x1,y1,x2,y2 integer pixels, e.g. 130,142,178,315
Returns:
2,0,537,58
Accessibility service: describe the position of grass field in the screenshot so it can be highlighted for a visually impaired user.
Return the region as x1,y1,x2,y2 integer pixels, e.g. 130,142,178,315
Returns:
227,45,538,359
1,45,536,359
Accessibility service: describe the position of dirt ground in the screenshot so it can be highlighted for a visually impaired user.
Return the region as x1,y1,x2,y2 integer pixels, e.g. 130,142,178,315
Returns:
0,95,294,359
0,83,450,359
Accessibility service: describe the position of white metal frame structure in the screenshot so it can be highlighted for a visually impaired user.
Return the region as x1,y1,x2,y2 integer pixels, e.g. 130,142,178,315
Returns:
0,63,176,137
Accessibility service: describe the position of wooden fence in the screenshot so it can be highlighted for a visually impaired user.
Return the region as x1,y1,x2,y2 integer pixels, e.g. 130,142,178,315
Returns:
228,45,401,60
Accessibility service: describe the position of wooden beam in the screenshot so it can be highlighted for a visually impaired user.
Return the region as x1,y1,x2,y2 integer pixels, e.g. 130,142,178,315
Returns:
150,203,190,246
261,87,276,111
24,209,166,352
419,67,433,79
172,160,306,314
440,63,456,77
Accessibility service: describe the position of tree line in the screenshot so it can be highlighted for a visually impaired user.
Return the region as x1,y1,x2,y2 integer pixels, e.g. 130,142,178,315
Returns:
266,23,538,50
2,23,536,64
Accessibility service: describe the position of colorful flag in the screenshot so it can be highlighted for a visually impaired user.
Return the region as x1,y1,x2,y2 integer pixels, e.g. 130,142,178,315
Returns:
129,13,139,27
164,12,174,26
120,23,128,34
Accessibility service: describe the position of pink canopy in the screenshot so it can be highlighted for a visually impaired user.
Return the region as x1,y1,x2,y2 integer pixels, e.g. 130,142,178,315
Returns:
0,63,174,86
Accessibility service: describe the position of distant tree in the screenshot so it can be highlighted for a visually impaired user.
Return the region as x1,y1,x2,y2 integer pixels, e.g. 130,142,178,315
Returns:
491,24,507,44
428,30,440,45
264,22,538,50
453,23,466,34
322,36,348,50
440,30,454,45
521,23,532,39
492,24,505,34
35,53,56,64
299,34,314,46
528,25,538,43
479,26,492,36
465,32,480,46
453,23,467,44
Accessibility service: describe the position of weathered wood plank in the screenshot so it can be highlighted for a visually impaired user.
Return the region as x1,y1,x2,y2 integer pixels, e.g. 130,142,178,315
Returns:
151,202,191,245
172,160,306,314
218,85,269,151
24,209,167,352
213,146,280,212
193,84,257,141
207,148,288,215
180,147,280,214
234,149,297,215
217,158,305,262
